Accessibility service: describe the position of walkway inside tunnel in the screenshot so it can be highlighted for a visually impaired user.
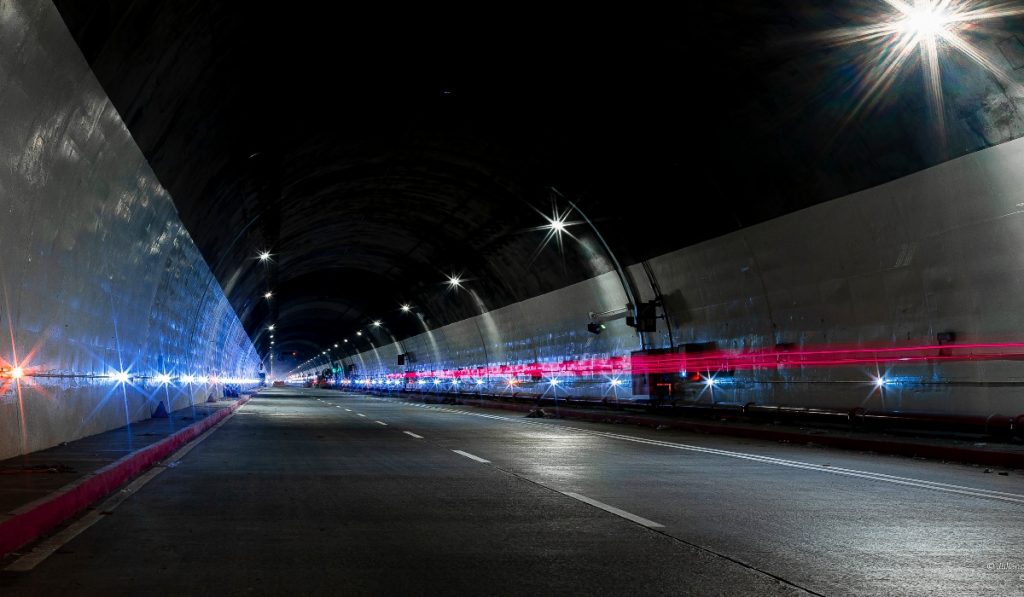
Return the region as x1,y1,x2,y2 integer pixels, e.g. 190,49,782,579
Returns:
3,388,1023,596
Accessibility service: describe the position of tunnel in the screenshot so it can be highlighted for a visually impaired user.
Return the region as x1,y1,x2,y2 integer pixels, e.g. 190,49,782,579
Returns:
1,1,1024,595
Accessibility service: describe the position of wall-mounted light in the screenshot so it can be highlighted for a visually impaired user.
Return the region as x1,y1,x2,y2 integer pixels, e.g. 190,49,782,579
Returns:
5,366,25,379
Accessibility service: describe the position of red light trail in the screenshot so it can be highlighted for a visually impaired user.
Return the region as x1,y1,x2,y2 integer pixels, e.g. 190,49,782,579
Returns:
354,341,1024,383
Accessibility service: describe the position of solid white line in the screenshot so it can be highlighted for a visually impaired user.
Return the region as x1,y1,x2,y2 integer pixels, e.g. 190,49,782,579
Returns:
357,413,366,417
452,450,490,463
575,429,1024,505
375,421,388,426
403,431,424,439
399,401,1024,505
563,492,665,528
5,402,246,572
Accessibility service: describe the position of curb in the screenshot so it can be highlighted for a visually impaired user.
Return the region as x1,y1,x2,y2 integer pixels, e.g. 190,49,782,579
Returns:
377,392,1024,469
0,395,250,560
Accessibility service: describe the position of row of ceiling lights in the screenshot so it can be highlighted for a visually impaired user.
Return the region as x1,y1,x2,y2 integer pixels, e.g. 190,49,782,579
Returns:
264,264,467,372
272,199,576,374
289,305,420,371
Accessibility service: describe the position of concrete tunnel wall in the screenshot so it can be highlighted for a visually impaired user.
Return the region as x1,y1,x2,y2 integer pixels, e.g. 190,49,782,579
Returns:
7,0,1024,465
0,1,260,460
313,135,1024,419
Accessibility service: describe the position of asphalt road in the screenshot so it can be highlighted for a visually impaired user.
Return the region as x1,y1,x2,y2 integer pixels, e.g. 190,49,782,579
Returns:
3,387,1023,596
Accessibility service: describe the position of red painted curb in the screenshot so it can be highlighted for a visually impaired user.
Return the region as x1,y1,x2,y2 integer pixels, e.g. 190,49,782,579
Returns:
0,396,250,560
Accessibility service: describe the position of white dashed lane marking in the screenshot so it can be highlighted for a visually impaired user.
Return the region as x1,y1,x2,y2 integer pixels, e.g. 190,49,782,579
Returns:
452,450,490,464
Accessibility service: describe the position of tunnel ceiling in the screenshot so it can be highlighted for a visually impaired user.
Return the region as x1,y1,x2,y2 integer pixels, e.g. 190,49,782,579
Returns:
53,1,1024,364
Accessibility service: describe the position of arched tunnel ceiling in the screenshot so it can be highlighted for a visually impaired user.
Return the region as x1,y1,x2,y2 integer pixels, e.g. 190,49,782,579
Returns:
53,1,1024,364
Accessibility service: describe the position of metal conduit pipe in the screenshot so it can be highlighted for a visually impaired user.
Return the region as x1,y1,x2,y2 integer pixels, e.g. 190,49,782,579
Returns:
743,403,1024,437
847,408,1022,437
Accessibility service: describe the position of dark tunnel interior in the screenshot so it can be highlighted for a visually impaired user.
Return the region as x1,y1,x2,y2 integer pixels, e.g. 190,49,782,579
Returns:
50,0,1024,368
4,3,1024,595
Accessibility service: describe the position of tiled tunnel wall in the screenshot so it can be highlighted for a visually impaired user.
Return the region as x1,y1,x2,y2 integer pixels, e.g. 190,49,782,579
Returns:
7,0,1024,464
0,1,260,459
315,136,1024,418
